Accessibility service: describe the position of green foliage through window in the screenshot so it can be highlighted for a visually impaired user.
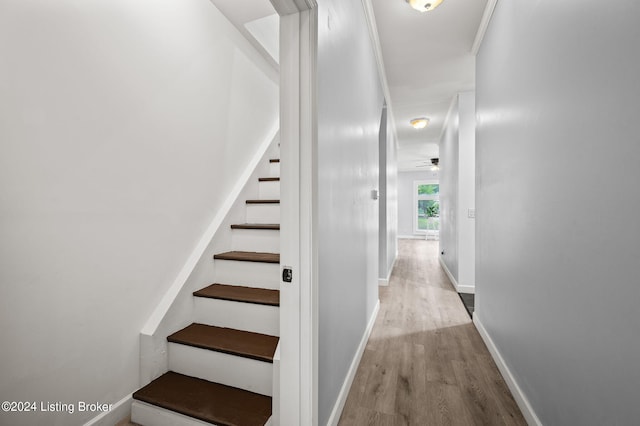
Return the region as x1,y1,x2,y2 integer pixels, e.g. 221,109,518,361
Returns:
418,184,439,195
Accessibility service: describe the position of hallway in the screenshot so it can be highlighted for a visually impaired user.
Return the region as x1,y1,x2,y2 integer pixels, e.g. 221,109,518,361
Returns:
338,239,526,425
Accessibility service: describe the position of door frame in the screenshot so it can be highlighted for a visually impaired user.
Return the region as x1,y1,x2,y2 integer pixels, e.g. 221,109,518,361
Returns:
270,1,318,425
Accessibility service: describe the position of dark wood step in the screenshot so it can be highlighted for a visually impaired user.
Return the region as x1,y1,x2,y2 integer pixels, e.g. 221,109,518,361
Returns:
230,223,280,230
214,251,279,263
194,284,279,306
258,177,280,182
246,199,279,204
133,371,271,426
269,159,280,163
167,323,278,363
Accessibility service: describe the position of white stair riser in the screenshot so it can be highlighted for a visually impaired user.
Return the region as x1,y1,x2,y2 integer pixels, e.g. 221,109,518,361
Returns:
214,260,279,289
194,298,279,336
258,181,280,199
131,401,211,426
168,343,273,396
268,163,280,177
246,204,280,224
232,229,280,253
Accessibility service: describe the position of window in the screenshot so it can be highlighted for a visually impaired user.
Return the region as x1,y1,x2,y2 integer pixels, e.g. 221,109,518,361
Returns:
414,181,439,237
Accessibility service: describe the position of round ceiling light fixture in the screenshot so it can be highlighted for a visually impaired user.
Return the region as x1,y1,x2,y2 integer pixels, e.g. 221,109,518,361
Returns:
410,117,430,129
405,0,444,12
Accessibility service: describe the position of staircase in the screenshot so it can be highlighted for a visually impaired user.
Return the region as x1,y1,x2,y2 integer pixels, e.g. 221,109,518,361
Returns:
132,158,281,426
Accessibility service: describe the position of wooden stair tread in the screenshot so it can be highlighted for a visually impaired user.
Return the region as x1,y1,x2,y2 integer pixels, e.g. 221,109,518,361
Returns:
133,371,271,426
194,284,279,306
231,223,280,230
167,323,278,363
246,199,279,204
258,177,280,182
269,159,280,163
214,251,279,263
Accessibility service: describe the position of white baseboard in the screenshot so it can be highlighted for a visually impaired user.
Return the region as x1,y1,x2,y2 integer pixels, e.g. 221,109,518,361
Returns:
378,255,397,286
438,256,458,290
397,235,424,240
456,284,475,294
473,315,542,426
83,392,132,426
438,256,475,294
326,299,380,426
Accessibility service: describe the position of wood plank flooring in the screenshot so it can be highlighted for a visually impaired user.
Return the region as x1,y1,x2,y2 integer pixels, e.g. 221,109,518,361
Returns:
338,239,526,426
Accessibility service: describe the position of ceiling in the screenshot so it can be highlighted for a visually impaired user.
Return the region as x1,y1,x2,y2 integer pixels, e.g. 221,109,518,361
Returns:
210,0,489,171
371,0,488,170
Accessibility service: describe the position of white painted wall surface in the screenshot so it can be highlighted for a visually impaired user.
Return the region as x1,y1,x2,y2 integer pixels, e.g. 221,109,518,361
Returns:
385,121,399,280
439,99,460,281
476,1,640,424
439,93,476,291
316,0,382,423
378,105,398,283
457,92,475,290
397,170,438,237
0,1,278,425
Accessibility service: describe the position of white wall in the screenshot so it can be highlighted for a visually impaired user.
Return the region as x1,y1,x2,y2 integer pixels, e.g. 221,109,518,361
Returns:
378,104,398,283
439,93,476,291
316,0,382,423
397,170,438,237
385,131,398,280
0,1,278,425
457,92,475,291
439,102,459,279
476,1,640,424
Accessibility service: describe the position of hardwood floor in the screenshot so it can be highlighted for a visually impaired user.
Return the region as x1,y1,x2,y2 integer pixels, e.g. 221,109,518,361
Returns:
338,239,526,426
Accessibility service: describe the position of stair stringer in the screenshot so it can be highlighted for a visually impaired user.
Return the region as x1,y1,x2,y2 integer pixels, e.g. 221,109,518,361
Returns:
139,128,280,388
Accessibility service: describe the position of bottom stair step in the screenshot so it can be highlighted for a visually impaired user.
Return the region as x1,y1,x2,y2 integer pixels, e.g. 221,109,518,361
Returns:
132,371,271,426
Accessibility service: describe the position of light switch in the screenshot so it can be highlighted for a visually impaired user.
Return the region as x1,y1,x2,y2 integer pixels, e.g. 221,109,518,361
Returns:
468,208,476,219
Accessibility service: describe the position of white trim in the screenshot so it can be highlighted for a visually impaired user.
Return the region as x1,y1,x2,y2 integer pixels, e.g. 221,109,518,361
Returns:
271,342,281,426
456,284,475,294
131,401,211,426
473,315,543,426
83,393,132,426
440,255,474,294
326,299,380,426
269,0,316,15
279,11,302,426
439,255,457,289
471,0,499,55
360,0,400,156
438,255,475,294
378,255,397,286
277,3,318,425
141,125,279,336
439,94,458,143
397,234,425,240
299,8,319,426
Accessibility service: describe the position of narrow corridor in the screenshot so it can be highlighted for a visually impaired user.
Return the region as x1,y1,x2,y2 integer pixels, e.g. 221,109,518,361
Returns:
338,239,526,425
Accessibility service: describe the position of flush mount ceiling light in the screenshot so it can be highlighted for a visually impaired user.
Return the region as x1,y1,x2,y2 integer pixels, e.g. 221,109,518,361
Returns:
410,117,430,129
405,0,444,12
